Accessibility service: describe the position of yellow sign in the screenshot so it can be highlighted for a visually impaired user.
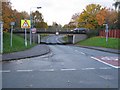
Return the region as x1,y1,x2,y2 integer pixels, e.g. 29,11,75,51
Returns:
21,20,31,28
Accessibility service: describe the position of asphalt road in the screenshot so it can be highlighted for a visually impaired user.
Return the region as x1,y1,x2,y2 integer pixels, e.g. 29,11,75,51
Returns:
1,35,119,88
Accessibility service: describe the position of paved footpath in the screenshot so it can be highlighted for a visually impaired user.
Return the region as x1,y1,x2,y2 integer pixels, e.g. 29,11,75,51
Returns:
77,45,120,54
2,45,50,61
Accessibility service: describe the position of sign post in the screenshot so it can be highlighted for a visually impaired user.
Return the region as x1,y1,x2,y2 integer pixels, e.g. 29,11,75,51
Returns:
31,28,36,43
31,28,36,34
10,22,15,47
0,21,3,53
105,24,109,45
21,19,31,47
25,28,27,46
103,24,109,45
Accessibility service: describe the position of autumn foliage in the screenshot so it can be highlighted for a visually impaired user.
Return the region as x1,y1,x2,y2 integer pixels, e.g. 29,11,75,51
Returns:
96,8,108,25
2,2,14,31
2,1,48,31
67,4,118,30
96,8,118,26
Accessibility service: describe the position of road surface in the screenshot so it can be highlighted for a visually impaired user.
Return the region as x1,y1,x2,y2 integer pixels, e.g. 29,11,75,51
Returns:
1,35,119,88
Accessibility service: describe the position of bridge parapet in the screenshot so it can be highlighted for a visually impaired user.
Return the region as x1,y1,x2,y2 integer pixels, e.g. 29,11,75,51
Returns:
12,28,87,34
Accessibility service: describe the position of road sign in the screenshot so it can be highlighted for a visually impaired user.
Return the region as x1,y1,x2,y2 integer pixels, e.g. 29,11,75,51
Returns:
21,20,31,28
10,22,15,26
31,28,36,34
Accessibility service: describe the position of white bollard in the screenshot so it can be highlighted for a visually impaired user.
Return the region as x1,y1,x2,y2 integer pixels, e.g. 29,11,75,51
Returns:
73,35,75,44
38,34,41,44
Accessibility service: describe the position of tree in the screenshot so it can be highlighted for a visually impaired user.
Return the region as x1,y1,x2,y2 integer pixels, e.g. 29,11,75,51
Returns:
2,1,29,30
113,0,120,11
96,8,108,25
36,22,48,29
113,0,120,29
78,4,102,30
2,1,14,30
106,9,118,29
31,10,48,28
0,0,2,21
5,9,30,29
70,13,80,27
21,11,29,19
32,10,43,23
96,8,118,29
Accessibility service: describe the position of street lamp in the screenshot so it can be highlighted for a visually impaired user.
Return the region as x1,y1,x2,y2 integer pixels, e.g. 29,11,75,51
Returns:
30,7,41,45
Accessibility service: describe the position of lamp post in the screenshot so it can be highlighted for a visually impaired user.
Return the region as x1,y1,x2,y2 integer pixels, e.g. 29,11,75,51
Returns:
30,7,41,45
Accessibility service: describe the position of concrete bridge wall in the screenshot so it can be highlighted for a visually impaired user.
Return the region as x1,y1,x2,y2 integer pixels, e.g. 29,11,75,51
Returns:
67,34,87,44
72,34,87,44
16,33,87,44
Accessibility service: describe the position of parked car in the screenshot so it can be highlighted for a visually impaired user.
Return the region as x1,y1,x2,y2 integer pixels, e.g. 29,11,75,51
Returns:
73,28,88,33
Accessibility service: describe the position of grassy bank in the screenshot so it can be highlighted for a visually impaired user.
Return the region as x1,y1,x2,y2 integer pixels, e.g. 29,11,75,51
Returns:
62,35,68,42
3,32,36,53
40,34,48,38
76,36,120,49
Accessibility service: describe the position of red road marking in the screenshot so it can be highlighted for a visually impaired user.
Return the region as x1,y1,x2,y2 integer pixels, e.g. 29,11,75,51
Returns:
92,56,119,68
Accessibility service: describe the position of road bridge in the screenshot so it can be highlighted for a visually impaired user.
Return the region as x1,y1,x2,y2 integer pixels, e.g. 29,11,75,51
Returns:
12,29,86,34
11,29,87,44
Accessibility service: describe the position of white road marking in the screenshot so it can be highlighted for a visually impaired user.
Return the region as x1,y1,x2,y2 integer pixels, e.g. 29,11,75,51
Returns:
99,75,114,80
74,50,86,55
81,68,95,70
0,70,11,73
80,52,85,55
115,58,118,60
39,69,55,72
61,69,76,71
99,67,111,70
91,57,119,69
56,38,61,43
17,70,33,72
101,56,119,61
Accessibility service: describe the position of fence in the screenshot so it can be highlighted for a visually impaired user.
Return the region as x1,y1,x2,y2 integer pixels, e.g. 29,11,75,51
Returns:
99,29,120,38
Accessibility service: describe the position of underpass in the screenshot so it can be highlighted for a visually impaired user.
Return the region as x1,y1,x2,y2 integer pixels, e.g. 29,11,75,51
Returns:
12,28,88,45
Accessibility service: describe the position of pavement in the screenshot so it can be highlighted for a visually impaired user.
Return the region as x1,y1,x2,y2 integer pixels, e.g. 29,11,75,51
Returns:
2,44,119,61
2,45,50,61
76,45,120,54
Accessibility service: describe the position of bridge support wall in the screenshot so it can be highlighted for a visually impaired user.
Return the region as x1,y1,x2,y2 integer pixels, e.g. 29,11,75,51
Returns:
67,35,73,43
72,34,87,44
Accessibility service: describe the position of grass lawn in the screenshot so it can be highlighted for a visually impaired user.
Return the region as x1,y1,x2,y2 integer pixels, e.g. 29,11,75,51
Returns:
76,36,120,49
3,32,36,53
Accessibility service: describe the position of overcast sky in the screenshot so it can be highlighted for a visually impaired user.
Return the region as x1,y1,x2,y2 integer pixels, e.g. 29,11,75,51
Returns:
11,0,114,26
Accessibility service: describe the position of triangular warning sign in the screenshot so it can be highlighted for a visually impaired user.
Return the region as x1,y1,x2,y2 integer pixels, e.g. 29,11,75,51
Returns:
22,20,30,28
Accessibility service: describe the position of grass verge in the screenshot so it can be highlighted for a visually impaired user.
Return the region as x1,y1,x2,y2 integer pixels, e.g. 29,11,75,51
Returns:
62,35,68,42
3,32,36,53
76,36,120,49
40,34,48,38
